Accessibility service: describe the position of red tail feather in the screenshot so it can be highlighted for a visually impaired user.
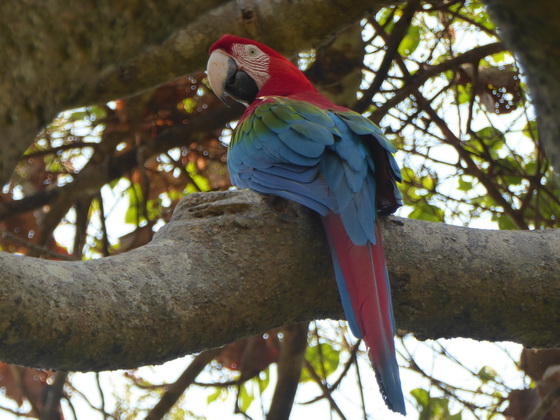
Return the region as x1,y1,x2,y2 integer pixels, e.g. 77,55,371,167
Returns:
324,213,405,414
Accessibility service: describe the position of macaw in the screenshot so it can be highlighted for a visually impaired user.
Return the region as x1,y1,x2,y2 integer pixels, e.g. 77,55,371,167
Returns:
207,34,405,415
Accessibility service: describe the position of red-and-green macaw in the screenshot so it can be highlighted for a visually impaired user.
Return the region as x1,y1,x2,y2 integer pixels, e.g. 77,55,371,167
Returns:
207,34,405,415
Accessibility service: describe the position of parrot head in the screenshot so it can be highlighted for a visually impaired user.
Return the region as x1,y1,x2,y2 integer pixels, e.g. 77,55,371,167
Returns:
207,34,317,105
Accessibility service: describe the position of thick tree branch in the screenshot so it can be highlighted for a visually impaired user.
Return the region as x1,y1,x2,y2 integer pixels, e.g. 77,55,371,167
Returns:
93,0,395,106
0,0,230,186
0,0,395,186
40,371,67,420
0,190,558,372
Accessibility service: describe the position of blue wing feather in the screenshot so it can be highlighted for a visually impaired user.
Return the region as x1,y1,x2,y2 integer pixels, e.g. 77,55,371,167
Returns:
291,121,336,145
228,96,401,244
277,130,327,158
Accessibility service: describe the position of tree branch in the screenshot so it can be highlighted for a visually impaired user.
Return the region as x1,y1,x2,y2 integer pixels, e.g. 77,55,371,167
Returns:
369,41,506,124
0,0,230,186
93,0,394,106
267,323,309,420
144,348,221,420
353,0,420,114
0,190,558,372
40,371,67,420
0,0,395,186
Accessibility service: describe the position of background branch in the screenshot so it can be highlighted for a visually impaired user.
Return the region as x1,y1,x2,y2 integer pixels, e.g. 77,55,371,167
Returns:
144,349,221,420
266,323,309,420
0,0,394,186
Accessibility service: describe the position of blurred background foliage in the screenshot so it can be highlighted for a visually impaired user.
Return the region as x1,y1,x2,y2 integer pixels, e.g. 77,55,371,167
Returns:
1,0,559,419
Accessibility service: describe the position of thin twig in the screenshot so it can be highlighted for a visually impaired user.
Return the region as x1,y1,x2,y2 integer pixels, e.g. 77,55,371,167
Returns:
303,360,347,420
95,373,108,420
144,348,221,420
0,404,35,417
65,382,116,419
527,385,560,420
0,231,78,260
305,342,360,405
354,350,367,420
97,193,110,256
23,142,97,159
354,0,421,114
368,40,505,124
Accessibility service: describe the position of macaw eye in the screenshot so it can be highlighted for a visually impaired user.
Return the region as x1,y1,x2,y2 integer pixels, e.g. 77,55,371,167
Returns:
246,45,260,57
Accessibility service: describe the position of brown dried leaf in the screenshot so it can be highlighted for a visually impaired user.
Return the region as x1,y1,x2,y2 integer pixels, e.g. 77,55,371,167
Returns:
458,63,522,114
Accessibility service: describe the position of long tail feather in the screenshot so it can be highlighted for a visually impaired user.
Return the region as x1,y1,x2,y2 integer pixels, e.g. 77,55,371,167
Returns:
323,213,406,415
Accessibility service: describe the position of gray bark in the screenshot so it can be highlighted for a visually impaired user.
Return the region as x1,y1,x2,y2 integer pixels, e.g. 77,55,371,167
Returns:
0,190,558,371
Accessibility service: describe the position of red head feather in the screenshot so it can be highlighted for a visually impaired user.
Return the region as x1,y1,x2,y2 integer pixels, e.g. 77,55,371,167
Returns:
209,34,343,110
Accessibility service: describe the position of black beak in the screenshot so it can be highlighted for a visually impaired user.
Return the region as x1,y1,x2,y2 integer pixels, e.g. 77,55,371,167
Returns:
224,67,259,105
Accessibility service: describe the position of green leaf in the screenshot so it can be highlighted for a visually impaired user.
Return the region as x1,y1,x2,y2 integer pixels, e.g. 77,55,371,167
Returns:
476,126,506,149
186,161,211,192
490,51,508,64
301,343,340,382
410,388,430,408
125,184,144,225
376,7,395,27
495,214,517,230
408,203,445,222
466,1,495,31
109,177,123,189
523,120,539,141
421,175,435,190
458,177,474,192
238,382,254,412
170,408,186,420
465,127,506,160
146,197,162,220
400,167,416,183
398,25,421,56
124,184,162,224
456,84,471,105
411,388,462,420
207,388,222,404
68,110,87,122
88,105,107,121
181,97,197,113
477,366,498,383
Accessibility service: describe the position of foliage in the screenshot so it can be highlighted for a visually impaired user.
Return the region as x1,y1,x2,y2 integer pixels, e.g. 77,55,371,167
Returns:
0,0,558,419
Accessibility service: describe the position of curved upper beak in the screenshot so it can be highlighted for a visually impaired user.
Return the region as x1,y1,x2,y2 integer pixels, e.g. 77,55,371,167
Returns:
207,50,237,104
207,49,260,105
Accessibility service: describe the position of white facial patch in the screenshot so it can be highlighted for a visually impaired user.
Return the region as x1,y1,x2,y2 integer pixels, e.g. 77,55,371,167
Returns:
231,43,270,89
